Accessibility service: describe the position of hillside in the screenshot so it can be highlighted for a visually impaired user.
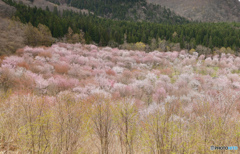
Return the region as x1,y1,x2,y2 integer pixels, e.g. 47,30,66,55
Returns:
1,0,240,152
46,0,189,24
0,0,56,55
147,0,240,22
1,43,240,153
1,0,240,56
12,0,90,14
0,0,16,18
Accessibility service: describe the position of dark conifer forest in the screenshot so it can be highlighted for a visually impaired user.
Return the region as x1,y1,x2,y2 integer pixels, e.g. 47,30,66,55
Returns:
2,0,240,53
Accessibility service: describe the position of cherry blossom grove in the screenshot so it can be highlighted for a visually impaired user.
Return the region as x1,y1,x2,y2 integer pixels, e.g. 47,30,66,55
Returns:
1,43,240,114
2,43,240,153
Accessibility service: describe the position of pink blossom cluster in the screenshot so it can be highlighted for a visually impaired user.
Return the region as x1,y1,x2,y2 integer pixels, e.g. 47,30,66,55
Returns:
1,43,240,115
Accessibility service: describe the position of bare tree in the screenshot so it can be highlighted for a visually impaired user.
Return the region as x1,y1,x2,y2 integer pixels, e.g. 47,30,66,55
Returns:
114,98,138,154
90,95,114,154
52,92,83,153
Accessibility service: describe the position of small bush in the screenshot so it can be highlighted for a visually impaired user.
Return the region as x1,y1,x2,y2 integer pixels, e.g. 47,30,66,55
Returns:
16,48,25,56
53,63,70,74
17,61,29,70
38,51,52,58
106,69,116,76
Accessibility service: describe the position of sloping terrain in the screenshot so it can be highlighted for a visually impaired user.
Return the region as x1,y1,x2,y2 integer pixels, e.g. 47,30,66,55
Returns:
45,0,189,24
0,0,16,18
147,0,240,22
1,43,240,105
0,1,55,55
1,43,240,153
13,0,90,14
0,17,26,55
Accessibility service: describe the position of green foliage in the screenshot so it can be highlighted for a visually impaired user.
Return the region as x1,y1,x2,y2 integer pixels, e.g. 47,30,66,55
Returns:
3,0,240,52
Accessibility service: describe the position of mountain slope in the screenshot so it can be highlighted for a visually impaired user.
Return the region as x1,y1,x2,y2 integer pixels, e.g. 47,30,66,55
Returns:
46,0,189,24
147,0,240,22
3,0,240,52
13,0,90,14
0,0,16,18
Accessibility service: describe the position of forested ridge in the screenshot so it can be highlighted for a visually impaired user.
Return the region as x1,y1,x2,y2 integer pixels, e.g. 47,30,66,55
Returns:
3,0,240,54
46,0,189,24
147,0,240,22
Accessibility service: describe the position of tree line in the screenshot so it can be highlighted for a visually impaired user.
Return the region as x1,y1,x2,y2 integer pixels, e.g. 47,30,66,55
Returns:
46,0,189,24
3,0,240,53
